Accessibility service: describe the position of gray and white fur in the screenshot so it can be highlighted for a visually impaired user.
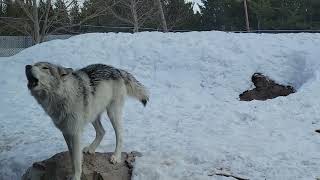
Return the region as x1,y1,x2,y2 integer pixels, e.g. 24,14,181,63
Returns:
25,62,149,180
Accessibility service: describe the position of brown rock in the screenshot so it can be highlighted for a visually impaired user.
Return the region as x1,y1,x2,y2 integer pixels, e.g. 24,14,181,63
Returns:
240,73,295,101
22,151,139,180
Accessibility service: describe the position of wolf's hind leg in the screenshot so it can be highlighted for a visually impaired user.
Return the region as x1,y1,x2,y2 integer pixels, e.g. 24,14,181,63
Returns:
83,117,105,154
107,98,124,164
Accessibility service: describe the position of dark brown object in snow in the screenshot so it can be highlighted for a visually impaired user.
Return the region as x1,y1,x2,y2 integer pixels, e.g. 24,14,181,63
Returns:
239,73,295,101
22,151,142,180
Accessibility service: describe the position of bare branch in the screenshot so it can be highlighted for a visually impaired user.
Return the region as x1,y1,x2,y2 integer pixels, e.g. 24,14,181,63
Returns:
108,6,134,25
47,7,108,35
65,0,76,9
208,169,249,180
15,0,35,22
40,0,52,41
212,172,249,180
0,18,31,36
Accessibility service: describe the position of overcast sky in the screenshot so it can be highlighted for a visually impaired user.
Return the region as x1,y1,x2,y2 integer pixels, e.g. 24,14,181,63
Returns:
188,0,202,11
190,0,202,4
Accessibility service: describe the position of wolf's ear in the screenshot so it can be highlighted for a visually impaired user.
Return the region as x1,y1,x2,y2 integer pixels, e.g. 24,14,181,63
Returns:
59,67,73,77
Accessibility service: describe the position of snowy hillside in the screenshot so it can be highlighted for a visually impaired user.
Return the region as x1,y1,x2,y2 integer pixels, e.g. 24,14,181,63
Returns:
1,31,320,180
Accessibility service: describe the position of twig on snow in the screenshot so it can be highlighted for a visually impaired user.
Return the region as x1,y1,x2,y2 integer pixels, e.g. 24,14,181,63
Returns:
208,169,249,180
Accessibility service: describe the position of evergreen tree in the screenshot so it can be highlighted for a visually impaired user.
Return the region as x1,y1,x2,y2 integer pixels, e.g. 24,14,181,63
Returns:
250,0,275,29
200,0,225,30
308,0,320,29
80,0,102,26
53,0,69,27
70,0,80,25
5,0,24,18
200,0,243,31
1,0,28,35
163,0,201,30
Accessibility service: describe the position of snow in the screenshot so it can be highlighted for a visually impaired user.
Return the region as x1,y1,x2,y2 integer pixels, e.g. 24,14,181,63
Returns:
1,31,320,180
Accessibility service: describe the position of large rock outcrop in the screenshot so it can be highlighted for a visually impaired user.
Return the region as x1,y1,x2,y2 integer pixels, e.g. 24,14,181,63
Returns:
22,151,141,180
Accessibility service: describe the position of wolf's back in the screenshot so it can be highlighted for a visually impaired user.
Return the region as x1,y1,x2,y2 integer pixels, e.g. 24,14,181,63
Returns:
80,64,149,106
120,70,149,106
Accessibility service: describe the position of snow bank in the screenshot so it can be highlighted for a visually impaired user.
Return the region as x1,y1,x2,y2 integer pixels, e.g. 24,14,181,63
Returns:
0,31,320,179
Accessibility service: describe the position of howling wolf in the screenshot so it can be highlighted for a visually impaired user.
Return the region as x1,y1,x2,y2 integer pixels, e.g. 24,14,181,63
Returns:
25,62,149,180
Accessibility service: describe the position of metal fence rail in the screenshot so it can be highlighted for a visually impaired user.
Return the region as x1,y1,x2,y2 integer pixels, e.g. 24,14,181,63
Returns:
0,30,319,57
231,29,320,33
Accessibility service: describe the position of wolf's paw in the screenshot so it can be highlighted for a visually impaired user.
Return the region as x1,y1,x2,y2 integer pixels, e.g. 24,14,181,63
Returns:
82,146,95,154
110,154,121,164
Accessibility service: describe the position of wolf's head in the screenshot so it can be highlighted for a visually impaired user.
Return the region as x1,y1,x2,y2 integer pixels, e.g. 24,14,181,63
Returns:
25,62,73,95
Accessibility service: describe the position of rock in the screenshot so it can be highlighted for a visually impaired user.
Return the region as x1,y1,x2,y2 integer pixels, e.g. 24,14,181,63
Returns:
239,73,295,101
22,151,139,180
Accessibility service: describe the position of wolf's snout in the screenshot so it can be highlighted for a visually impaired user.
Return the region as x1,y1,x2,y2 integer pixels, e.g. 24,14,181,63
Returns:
26,65,32,70
25,65,33,78
25,64,38,89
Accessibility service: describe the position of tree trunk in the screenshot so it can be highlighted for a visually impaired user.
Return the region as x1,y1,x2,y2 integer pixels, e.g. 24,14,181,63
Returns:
243,0,250,32
40,0,51,42
0,1,2,16
131,0,139,33
32,0,40,44
156,0,168,32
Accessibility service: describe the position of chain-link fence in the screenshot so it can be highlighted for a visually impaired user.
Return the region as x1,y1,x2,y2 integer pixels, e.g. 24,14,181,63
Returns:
0,35,73,57
0,36,32,57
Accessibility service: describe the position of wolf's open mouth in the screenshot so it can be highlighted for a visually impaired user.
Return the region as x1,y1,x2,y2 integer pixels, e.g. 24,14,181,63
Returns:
27,78,38,88
25,66,39,89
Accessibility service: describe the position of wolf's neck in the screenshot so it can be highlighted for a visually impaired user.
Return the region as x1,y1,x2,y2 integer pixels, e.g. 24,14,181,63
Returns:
39,89,73,124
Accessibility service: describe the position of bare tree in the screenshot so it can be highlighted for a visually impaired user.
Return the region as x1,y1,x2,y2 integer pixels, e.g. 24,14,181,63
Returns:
14,0,58,43
107,0,156,32
0,0,106,44
156,0,167,32
236,0,250,32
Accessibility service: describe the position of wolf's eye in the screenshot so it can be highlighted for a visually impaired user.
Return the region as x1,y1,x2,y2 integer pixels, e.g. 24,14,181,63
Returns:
42,67,49,70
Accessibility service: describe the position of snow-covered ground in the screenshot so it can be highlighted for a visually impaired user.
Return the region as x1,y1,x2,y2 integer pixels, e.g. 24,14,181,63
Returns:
1,32,320,180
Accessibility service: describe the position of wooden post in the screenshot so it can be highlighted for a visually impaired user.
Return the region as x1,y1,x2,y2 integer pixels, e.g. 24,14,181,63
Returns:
243,0,250,32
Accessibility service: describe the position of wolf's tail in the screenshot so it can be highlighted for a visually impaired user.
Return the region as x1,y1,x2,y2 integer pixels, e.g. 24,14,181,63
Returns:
120,70,149,106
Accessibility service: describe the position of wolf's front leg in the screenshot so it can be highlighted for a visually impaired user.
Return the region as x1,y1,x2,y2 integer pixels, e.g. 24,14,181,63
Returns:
63,133,82,180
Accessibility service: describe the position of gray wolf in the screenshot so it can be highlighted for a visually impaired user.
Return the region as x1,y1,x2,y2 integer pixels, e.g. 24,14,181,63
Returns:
25,62,149,180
